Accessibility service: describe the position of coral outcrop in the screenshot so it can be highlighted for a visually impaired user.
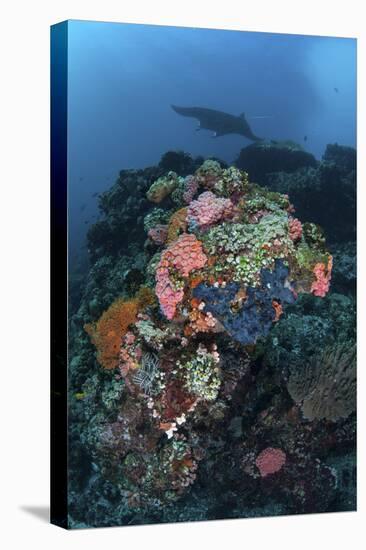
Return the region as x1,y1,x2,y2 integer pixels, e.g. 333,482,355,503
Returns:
68,148,356,528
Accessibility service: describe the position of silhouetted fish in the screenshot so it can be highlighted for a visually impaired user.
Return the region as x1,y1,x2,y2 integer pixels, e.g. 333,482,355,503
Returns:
334,87,339,93
171,105,262,141
304,135,308,142
80,204,86,212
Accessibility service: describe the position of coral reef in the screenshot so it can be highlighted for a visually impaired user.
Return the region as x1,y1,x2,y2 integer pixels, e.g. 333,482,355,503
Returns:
68,148,356,528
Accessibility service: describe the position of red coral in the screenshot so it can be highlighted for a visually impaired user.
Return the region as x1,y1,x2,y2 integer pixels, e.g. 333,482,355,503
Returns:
155,234,207,320
311,256,332,297
255,447,286,477
187,191,234,231
288,217,303,241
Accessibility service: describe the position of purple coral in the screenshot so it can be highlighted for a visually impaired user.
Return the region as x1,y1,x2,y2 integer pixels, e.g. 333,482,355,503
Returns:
183,175,199,204
187,191,234,231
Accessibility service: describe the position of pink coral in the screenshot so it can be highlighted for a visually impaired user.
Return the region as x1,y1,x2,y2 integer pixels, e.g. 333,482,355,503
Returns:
288,217,303,241
183,175,199,204
311,256,332,297
148,224,168,245
187,191,234,231
155,234,207,319
255,447,286,477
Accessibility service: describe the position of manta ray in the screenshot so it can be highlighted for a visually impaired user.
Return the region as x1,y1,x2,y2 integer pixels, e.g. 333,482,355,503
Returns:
171,105,263,141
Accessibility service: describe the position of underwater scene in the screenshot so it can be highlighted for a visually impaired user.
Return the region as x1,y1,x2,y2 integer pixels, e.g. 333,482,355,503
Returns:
67,21,356,528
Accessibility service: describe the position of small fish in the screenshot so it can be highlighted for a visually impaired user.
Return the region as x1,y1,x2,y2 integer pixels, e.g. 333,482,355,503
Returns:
84,220,89,225
80,204,86,212
79,176,84,181
334,87,339,93
304,135,308,142
92,192,99,198
75,392,86,400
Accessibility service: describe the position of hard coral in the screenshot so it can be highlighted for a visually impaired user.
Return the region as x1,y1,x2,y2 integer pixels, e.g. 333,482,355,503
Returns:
255,447,286,477
146,171,180,203
156,234,207,320
187,191,234,232
85,298,139,370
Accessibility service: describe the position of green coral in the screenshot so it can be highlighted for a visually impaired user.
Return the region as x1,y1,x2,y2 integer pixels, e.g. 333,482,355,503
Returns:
214,166,249,197
135,319,167,349
146,171,182,203
144,208,172,233
203,212,294,286
178,346,221,401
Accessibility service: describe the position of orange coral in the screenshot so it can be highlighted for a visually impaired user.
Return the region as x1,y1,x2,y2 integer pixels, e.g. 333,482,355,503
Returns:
167,207,188,243
136,286,157,309
84,298,139,370
272,300,283,322
185,298,218,336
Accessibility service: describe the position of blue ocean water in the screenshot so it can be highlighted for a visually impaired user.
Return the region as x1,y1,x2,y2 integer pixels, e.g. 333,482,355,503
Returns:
67,21,356,262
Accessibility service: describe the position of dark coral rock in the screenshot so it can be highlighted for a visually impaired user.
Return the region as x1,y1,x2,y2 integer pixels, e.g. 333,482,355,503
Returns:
323,142,356,175
235,140,317,185
193,260,296,345
329,241,356,295
158,150,202,175
265,146,356,243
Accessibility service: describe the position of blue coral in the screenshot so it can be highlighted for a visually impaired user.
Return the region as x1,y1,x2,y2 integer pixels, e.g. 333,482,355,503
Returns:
193,260,296,344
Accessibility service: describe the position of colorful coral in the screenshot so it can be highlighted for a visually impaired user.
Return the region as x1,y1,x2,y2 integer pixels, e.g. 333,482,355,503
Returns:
84,297,139,370
255,447,286,477
183,175,199,204
178,344,221,401
155,233,208,319
78,156,342,524
166,207,188,243
311,256,333,297
288,217,303,241
146,171,181,203
148,224,168,245
187,191,234,231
